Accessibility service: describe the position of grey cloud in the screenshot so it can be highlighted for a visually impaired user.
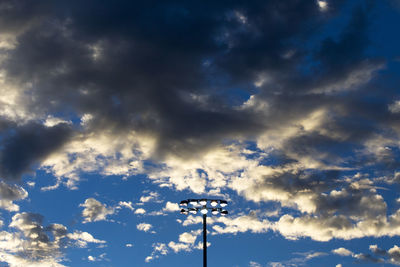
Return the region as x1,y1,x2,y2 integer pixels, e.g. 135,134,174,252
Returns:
0,181,27,211
8,212,67,262
0,211,105,266
0,0,364,164
333,244,400,265
0,122,72,181
80,198,114,223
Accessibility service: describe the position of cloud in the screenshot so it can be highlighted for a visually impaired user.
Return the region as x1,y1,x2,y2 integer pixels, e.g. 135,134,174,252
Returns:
80,198,114,223
0,122,72,181
181,213,270,236
317,1,329,11
389,100,400,113
87,253,107,262
139,192,161,203
167,241,191,253
145,230,202,261
332,247,354,256
163,201,180,212
249,261,262,267
178,231,200,244
0,212,104,267
136,223,153,233
67,231,106,248
145,243,168,262
117,201,134,211
40,130,153,190
134,208,146,214
335,244,400,265
0,0,364,187
268,251,327,266
0,181,27,211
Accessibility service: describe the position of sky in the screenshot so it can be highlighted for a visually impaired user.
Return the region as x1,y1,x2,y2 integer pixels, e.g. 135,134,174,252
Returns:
0,0,400,266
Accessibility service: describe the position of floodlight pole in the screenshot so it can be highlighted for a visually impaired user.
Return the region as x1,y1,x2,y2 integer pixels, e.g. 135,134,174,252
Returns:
203,213,207,267
179,198,228,267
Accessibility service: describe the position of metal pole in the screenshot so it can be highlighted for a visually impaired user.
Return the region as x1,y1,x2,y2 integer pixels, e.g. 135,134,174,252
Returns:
203,213,207,267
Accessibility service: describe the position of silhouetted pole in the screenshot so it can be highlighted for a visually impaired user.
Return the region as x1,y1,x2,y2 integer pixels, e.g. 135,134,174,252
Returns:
203,214,207,267
179,199,228,267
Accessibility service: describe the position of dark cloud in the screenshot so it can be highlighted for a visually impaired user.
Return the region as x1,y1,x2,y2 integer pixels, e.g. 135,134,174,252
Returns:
0,123,72,181
0,181,27,211
9,212,67,261
0,0,397,183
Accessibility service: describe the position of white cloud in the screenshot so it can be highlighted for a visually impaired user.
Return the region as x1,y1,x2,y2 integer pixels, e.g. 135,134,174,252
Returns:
268,251,327,266
126,243,133,247
148,144,259,194
40,130,155,189
146,230,202,261
118,201,134,211
80,113,93,125
134,208,146,214
168,241,191,253
136,223,153,232
332,247,354,256
87,253,107,262
163,201,180,212
145,243,168,262
80,198,114,223
139,191,161,203
249,261,262,267
182,214,270,235
67,231,106,248
43,115,72,127
179,231,200,244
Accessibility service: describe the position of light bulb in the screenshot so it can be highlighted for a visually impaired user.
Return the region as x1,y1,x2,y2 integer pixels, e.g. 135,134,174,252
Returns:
189,208,197,214
200,207,208,214
199,199,207,205
189,200,198,206
219,200,228,207
180,208,188,215
220,210,228,216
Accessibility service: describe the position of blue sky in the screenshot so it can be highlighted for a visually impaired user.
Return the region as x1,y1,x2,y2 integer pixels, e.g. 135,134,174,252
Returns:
1,0,400,266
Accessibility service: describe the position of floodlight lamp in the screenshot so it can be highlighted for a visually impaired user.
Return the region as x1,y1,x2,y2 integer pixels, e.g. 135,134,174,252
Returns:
210,200,218,207
219,200,228,207
200,207,208,214
189,199,198,206
211,208,219,215
180,208,188,215
180,200,188,206
189,208,198,214
199,199,207,205
220,210,228,216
